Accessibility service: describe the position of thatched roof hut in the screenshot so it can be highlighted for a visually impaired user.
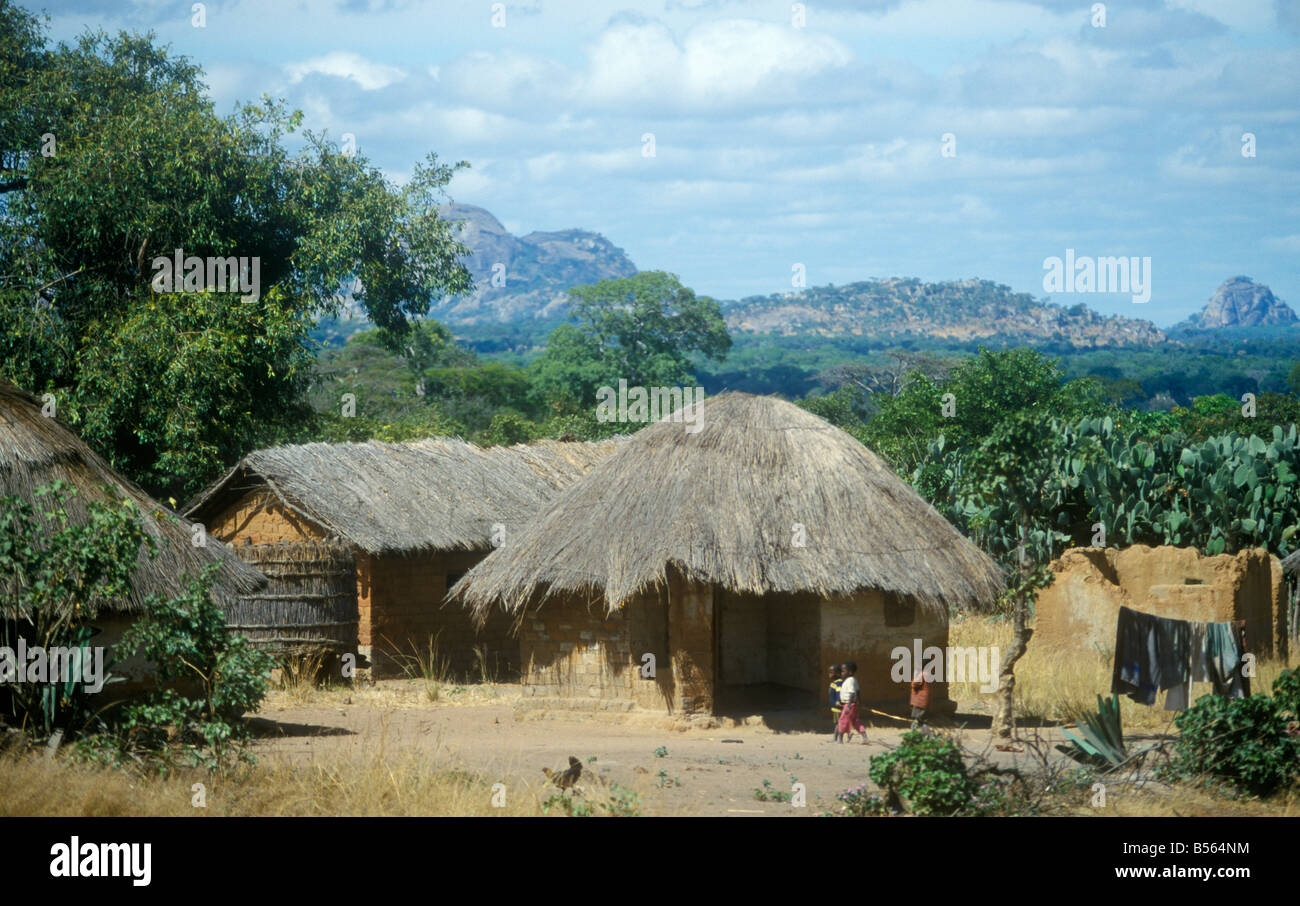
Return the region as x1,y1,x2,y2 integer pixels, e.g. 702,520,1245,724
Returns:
183,436,622,555
183,434,622,677
0,380,266,614
456,392,1005,617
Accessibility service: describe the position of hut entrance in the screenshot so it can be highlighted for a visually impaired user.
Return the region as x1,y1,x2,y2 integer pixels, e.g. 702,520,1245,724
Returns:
713,590,820,714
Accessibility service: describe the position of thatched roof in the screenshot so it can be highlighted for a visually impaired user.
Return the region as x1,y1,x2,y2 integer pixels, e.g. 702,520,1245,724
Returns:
453,392,1007,618
183,436,622,556
0,380,267,615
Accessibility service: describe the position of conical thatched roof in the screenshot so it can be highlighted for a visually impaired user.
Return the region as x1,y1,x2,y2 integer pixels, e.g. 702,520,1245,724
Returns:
184,436,622,556
0,380,266,614
454,392,1006,617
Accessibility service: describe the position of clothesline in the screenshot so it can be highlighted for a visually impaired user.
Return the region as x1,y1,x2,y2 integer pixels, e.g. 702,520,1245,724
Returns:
1111,605,1249,711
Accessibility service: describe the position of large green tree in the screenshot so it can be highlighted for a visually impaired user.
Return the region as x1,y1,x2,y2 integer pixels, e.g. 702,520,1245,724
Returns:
529,271,731,409
0,6,471,498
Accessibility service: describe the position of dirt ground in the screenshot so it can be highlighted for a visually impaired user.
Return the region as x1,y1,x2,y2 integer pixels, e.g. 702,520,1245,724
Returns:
247,680,1102,816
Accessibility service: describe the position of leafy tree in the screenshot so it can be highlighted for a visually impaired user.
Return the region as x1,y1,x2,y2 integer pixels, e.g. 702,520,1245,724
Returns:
1288,362,1300,397
529,271,731,409
1,17,471,498
862,347,1110,480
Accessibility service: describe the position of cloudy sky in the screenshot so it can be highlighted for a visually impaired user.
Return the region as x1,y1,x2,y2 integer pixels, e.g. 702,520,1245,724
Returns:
33,0,1300,325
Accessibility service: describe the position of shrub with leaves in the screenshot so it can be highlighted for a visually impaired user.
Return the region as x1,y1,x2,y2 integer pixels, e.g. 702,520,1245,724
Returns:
0,482,152,735
1169,670,1300,798
114,566,273,764
868,731,976,816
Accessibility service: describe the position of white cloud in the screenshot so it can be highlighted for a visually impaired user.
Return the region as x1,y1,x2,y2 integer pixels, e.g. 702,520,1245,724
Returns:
581,19,855,108
285,51,406,91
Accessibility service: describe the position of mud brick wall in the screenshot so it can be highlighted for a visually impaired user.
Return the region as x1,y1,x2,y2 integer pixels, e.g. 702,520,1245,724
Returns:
360,550,515,679
667,573,714,714
766,594,820,692
1036,545,1278,658
206,490,326,545
820,591,949,709
519,587,689,713
519,595,636,699
719,592,766,685
718,592,819,692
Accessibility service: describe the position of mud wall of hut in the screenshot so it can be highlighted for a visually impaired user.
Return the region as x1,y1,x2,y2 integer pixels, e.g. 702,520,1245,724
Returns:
520,581,946,716
358,551,518,679
820,591,950,709
1035,545,1279,658
204,489,328,546
517,574,715,714
717,591,820,693
205,491,517,679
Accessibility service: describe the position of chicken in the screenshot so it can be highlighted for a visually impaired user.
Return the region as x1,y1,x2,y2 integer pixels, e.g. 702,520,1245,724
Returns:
542,756,583,789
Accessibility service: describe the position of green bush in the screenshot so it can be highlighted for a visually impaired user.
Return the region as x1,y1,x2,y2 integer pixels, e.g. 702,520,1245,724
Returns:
868,731,974,816
1169,670,1300,797
0,482,153,735
113,566,273,765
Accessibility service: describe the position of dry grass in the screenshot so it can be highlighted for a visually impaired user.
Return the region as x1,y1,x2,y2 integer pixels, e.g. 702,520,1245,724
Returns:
275,651,332,706
949,614,1298,732
0,748,547,817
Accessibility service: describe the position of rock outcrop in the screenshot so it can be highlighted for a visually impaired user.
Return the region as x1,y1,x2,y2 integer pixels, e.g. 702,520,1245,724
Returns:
1177,276,1296,330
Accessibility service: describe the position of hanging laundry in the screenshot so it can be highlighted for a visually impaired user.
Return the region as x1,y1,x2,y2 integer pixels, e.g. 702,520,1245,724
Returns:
1112,606,1160,705
1165,621,1206,711
1205,620,1250,699
1113,607,1249,709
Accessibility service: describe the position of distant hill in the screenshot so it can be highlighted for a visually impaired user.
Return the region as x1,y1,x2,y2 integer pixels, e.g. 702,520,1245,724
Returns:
430,203,639,324
722,278,1166,348
1171,276,1297,333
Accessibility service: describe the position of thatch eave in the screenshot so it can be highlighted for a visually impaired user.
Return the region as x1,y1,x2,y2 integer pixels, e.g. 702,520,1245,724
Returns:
0,381,267,616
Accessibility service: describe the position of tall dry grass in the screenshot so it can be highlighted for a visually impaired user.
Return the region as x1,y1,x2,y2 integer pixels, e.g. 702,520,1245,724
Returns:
948,614,1298,732
0,749,547,817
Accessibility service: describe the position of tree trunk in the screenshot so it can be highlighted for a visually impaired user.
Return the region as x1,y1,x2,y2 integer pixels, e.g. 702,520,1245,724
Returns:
992,536,1035,739
992,591,1032,738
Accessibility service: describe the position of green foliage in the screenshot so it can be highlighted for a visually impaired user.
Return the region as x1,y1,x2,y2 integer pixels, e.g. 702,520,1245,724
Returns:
926,408,1300,571
868,731,979,816
0,481,151,734
0,22,471,499
1169,671,1300,798
862,347,1109,480
529,271,731,408
114,567,273,764
1058,694,1132,768
752,778,793,802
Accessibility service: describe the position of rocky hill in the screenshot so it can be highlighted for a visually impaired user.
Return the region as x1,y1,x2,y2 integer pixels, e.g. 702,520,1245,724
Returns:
723,278,1166,347
1172,276,1296,331
431,203,638,324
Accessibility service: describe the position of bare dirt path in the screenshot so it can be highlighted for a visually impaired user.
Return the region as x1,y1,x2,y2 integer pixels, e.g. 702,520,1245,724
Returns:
247,682,1077,816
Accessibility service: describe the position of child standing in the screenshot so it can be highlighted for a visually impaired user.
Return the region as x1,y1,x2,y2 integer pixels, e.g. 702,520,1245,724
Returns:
836,661,869,744
910,668,931,729
828,664,844,742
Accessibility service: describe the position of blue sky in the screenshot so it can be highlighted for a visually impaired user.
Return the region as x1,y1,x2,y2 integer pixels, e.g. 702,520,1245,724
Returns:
33,0,1300,326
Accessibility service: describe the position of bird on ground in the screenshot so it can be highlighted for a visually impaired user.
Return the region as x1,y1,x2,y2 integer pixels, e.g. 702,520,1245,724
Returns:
542,756,583,789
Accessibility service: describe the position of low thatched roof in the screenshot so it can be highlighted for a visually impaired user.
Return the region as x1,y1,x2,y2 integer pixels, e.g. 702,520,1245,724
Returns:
0,380,267,615
183,436,622,556
453,392,1006,618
